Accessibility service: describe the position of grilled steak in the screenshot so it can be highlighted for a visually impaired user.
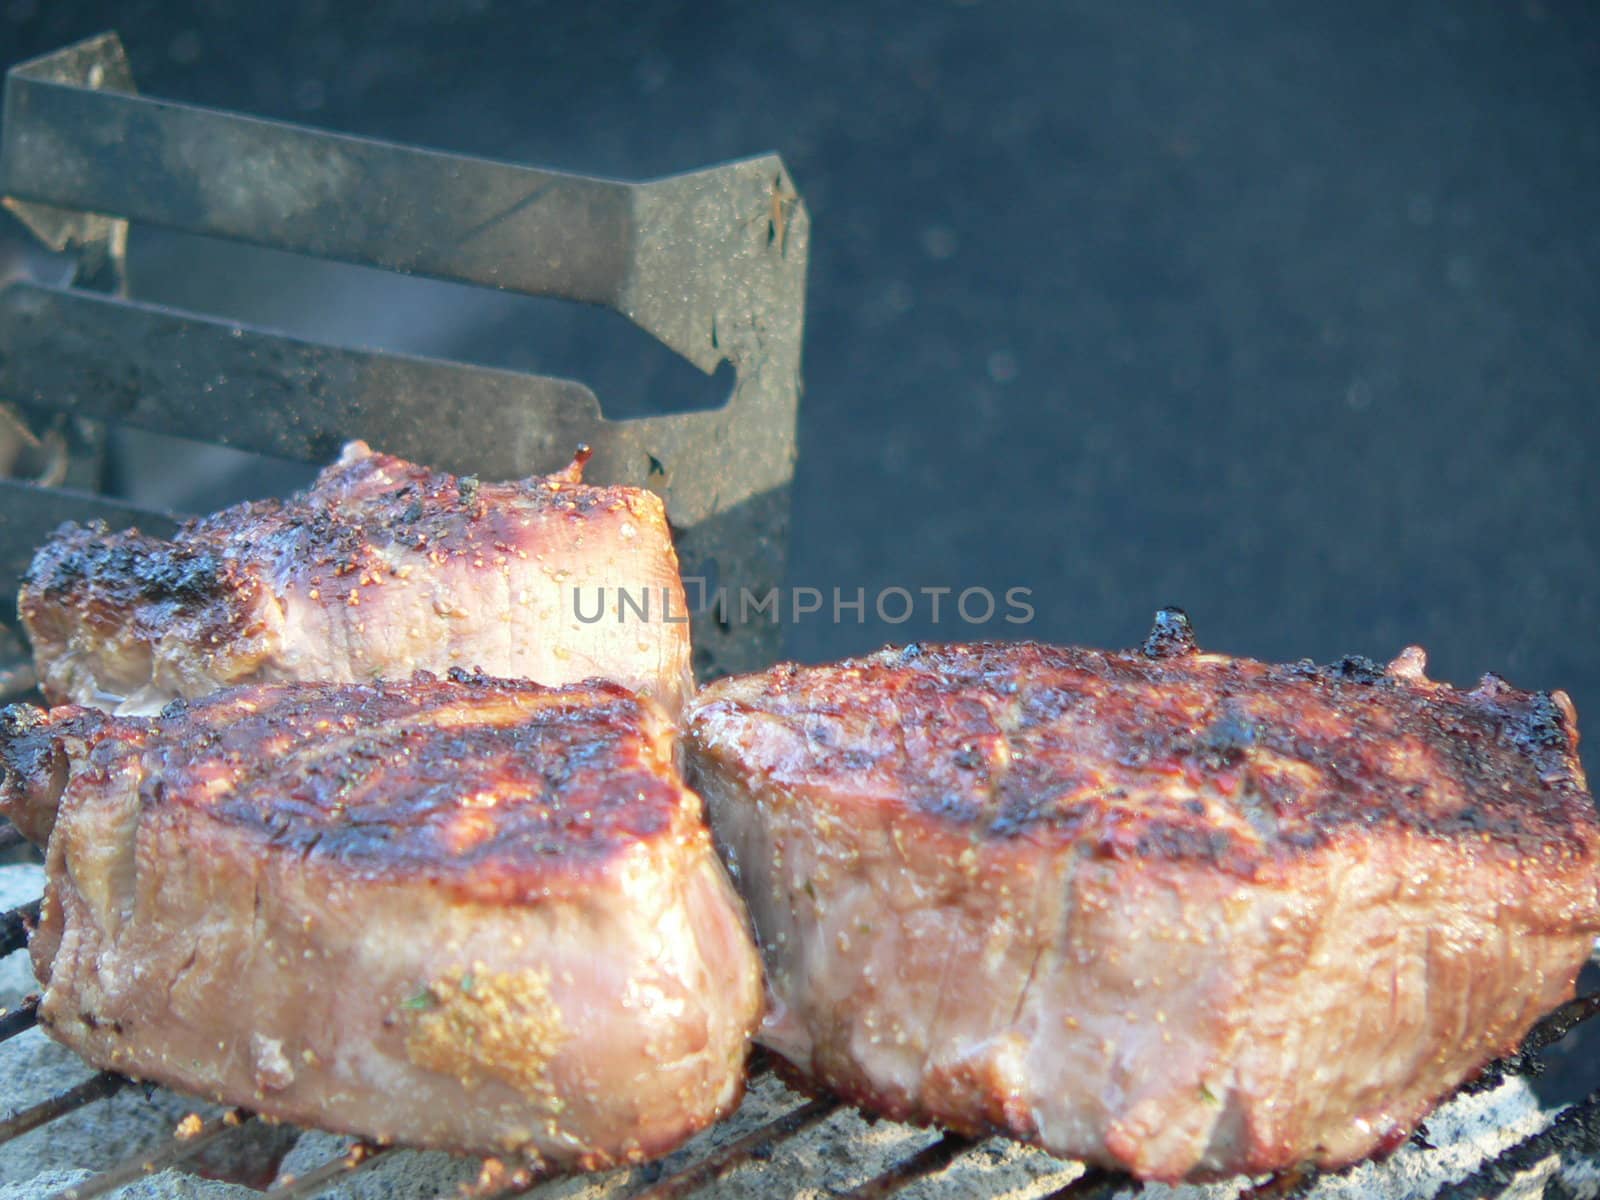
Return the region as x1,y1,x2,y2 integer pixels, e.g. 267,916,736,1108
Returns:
685,613,1600,1181
20,442,693,718
0,674,761,1168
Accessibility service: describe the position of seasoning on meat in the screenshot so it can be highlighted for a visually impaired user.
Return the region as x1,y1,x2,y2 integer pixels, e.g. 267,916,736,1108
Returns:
685,611,1600,1181
0,672,761,1169
19,442,693,718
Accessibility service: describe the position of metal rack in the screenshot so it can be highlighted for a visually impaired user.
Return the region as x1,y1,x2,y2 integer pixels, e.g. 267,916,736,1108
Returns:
0,31,806,681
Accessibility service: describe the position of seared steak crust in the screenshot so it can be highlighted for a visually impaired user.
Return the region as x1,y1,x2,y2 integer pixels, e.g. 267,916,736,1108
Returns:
20,442,692,717
686,616,1600,1181
2,674,761,1167
730,636,1593,865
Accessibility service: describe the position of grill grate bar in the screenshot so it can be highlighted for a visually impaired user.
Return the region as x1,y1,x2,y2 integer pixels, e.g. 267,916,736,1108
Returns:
837,1132,978,1199
0,990,1590,1194
0,995,38,1041
1236,1168,1318,1199
626,1096,842,1200
0,1071,124,1144
263,1142,393,1200
1522,990,1600,1051
1433,1085,1600,1200
0,898,41,957
1037,1166,1129,1199
48,1108,255,1200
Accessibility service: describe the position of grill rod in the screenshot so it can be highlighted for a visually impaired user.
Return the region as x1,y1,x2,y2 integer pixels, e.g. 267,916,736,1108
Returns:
0,996,38,1041
264,1142,393,1200
438,1095,844,1200
627,1096,841,1200
1037,1168,1127,1200
0,1071,124,1143
9,988,1600,1199
838,1132,978,1199
47,1109,256,1200
3,845,1597,1197
0,898,40,956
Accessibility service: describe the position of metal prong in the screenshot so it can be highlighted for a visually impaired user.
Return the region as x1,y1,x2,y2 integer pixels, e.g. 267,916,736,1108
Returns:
0,33,806,679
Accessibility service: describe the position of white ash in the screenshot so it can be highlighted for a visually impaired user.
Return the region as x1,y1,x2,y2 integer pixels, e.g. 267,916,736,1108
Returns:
0,1168,91,1198
0,861,43,1012
272,1132,478,1200
2,1171,252,1200
0,1165,255,1199
1,861,1596,1198
75,1174,256,1200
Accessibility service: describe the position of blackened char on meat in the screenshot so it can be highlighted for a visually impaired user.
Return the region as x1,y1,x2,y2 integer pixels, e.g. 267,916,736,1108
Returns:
685,614,1600,1181
0,673,761,1168
20,442,693,718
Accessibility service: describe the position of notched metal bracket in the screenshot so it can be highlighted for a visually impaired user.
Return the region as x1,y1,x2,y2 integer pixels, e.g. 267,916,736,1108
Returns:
0,31,807,677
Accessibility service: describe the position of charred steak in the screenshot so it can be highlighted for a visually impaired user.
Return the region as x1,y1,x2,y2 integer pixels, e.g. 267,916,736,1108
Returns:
20,442,692,717
0,674,761,1168
685,613,1600,1181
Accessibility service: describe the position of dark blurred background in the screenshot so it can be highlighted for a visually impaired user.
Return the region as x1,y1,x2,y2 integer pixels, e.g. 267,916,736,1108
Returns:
6,0,1599,688
2,0,1599,1102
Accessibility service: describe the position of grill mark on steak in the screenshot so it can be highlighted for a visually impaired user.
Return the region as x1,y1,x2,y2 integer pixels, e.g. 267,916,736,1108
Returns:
1,673,762,1167
707,636,1592,869
144,675,686,895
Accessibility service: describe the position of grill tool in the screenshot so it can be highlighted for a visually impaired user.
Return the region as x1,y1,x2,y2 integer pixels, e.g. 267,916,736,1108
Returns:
0,30,806,681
